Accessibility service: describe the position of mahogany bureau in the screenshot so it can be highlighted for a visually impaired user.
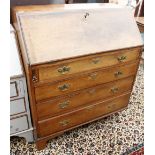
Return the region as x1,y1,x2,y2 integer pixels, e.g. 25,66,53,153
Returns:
12,3,143,150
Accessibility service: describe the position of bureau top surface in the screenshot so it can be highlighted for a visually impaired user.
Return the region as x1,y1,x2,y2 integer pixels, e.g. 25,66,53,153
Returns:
13,3,143,65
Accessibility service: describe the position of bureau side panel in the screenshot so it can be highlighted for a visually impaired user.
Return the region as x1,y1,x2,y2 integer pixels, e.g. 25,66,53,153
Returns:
12,11,39,140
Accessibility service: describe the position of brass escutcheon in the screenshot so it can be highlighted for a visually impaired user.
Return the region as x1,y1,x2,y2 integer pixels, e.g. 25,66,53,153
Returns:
59,120,70,127
58,66,70,74
88,73,97,80
58,83,70,91
111,87,119,93
92,57,101,64
59,100,70,109
114,71,123,77
117,56,127,62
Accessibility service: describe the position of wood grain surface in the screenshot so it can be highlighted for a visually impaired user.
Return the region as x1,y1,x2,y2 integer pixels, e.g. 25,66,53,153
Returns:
36,76,134,120
35,61,138,101
13,4,142,65
38,93,130,137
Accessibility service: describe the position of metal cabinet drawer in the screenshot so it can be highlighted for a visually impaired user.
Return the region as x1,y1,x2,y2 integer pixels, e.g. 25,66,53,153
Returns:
10,115,29,134
10,79,25,99
10,98,26,116
10,82,18,98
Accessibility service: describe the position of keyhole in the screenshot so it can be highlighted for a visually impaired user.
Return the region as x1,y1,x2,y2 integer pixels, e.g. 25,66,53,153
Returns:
84,12,89,19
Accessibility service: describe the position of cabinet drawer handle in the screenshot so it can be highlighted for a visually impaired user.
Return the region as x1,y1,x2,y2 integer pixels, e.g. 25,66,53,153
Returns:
58,84,70,91
114,71,123,77
107,104,116,109
117,56,126,62
111,87,119,93
88,73,97,80
59,120,70,127
59,100,70,109
58,66,71,74
92,58,101,64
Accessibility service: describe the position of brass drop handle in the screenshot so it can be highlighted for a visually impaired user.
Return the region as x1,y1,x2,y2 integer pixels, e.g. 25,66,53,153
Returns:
107,103,116,109
58,66,71,74
88,73,98,80
58,83,70,91
59,100,70,109
92,57,101,64
117,56,126,62
111,87,119,93
59,120,70,127
114,71,123,77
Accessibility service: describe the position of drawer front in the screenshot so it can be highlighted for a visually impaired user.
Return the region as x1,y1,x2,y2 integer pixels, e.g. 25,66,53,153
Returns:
38,93,130,137
35,62,138,101
10,79,25,99
36,48,140,83
10,82,18,98
10,98,26,116
37,76,134,120
10,115,29,134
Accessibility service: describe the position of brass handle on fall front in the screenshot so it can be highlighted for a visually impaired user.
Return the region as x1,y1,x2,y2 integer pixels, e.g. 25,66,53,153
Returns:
58,66,71,74
59,120,70,127
59,100,70,109
117,56,126,62
58,84,70,91
111,87,119,93
92,58,101,64
114,71,123,77
88,73,97,80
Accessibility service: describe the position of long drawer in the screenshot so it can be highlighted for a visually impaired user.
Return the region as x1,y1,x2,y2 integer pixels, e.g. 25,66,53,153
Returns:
38,93,130,137
36,76,134,120
35,61,138,101
34,47,140,84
